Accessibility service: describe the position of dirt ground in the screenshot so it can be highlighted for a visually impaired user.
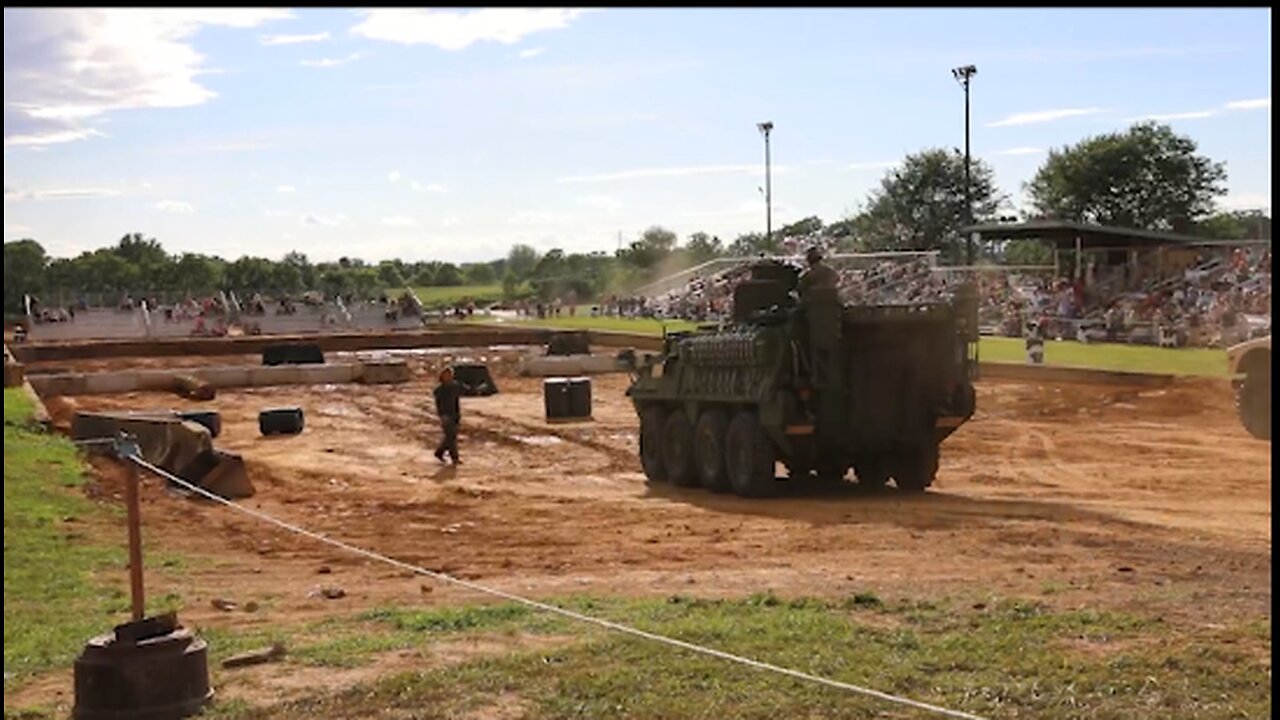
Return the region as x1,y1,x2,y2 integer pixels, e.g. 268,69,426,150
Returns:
19,347,1272,707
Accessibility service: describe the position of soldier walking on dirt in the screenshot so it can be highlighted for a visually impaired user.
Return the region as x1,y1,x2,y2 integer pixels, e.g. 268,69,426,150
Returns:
433,367,463,465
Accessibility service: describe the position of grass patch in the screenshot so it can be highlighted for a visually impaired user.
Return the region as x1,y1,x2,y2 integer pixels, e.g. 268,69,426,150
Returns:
210,594,1270,720
3,389,184,696
979,336,1229,377
480,314,1229,377
408,284,510,308
3,389,125,689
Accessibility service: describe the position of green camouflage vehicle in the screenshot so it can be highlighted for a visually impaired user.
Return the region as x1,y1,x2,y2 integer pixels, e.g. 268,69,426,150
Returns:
625,260,978,497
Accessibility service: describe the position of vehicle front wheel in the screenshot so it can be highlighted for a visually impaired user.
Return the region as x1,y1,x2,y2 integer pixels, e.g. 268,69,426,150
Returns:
1238,367,1271,441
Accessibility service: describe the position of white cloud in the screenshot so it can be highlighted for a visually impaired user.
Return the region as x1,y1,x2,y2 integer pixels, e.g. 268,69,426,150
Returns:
1220,193,1272,212
3,9,292,147
4,128,107,147
276,185,297,193
351,9,591,50
558,164,782,183
411,181,447,193
1124,110,1217,122
260,31,330,45
986,107,1106,127
994,147,1045,156
518,46,546,59
388,170,402,183
263,209,293,218
576,194,623,211
300,52,362,68
441,214,460,228
381,215,418,227
846,161,897,171
5,187,122,201
1225,97,1270,111
301,213,348,228
155,199,194,213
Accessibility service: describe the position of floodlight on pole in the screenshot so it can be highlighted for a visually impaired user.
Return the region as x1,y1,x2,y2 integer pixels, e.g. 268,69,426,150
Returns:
951,64,977,265
757,121,774,246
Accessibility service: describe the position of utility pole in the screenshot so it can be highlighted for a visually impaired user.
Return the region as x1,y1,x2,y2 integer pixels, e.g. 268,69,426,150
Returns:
951,64,977,265
757,121,774,246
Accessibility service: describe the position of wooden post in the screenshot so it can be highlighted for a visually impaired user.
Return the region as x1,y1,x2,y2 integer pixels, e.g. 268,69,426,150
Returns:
124,458,145,621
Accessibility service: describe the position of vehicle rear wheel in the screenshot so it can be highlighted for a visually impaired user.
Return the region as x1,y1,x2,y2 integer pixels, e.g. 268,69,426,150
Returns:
662,411,699,486
638,407,667,483
892,445,938,493
1238,367,1271,441
694,410,731,492
725,411,777,498
853,457,890,489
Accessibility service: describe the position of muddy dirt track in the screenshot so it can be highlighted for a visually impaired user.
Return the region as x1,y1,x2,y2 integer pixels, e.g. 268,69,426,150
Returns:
40,350,1272,638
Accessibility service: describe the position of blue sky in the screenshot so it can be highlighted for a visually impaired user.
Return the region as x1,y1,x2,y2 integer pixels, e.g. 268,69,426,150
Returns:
3,8,1272,263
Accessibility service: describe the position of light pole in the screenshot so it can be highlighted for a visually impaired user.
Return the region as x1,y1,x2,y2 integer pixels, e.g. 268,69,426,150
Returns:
757,121,774,247
951,64,977,265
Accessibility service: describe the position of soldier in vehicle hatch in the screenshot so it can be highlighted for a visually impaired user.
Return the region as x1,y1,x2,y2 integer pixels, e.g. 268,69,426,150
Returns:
433,367,463,465
797,245,838,302
793,246,842,390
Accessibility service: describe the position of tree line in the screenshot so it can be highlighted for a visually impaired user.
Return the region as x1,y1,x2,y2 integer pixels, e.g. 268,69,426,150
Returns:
4,121,1268,315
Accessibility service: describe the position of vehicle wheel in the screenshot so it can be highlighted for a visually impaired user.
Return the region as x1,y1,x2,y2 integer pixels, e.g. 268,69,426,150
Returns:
892,445,938,493
725,411,777,498
662,412,699,486
639,407,667,483
694,410,731,492
1238,367,1271,441
853,457,890,489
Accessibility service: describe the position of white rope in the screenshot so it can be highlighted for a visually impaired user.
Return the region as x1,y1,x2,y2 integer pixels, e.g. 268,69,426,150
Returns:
126,453,987,720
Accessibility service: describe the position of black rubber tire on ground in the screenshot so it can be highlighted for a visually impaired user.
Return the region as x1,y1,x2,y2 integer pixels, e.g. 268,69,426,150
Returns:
853,457,890,489
725,411,777,498
1237,368,1271,441
892,445,938,493
694,410,731,492
638,407,668,483
662,411,700,487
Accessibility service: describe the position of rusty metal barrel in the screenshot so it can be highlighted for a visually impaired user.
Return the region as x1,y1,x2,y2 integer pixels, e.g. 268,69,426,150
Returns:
73,616,213,720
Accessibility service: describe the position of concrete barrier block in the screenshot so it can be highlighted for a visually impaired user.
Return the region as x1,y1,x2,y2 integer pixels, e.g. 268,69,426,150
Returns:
360,359,411,384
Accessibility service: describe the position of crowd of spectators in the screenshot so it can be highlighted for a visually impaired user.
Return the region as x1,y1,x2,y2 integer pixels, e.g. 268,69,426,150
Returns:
589,242,1270,348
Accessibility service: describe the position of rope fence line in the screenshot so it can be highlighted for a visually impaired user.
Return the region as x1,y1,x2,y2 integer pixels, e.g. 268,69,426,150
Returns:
103,448,987,720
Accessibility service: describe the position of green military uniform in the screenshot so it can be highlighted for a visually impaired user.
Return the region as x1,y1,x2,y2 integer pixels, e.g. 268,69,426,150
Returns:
797,261,839,300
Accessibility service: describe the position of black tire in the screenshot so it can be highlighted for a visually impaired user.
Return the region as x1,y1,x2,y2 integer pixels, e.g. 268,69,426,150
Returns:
892,445,938,493
1238,368,1271,441
639,407,668,483
725,411,777,498
662,411,699,487
853,457,890,489
694,410,731,492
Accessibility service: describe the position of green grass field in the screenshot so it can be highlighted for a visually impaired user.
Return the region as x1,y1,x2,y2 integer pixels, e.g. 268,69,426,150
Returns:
407,284,510,308
482,313,1231,377
209,594,1269,720
3,389,126,690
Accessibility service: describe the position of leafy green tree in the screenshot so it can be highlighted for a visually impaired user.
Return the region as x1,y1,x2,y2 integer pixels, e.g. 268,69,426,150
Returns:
1026,121,1227,231
616,226,677,269
434,263,464,287
4,239,47,313
854,148,1002,259
684,232,723,263
506,244,540,280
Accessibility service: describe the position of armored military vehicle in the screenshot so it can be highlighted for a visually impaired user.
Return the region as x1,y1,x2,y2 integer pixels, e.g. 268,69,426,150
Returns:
1227,335,1270,441
625,260,977,497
